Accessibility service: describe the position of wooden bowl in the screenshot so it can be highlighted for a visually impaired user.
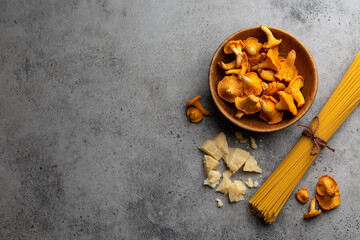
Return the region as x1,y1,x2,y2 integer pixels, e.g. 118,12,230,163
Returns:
209,26,318,132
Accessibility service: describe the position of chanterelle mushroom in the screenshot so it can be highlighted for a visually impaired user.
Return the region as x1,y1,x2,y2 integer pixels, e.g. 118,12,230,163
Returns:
225,53,250,76
186,107,203,123
217,75,244,103
276,91,298,116
315,175,340,210
260,24,282,49
234,95,261,115
258,69,276,81
252,47,280,72
259,96,283,124
186,95,210,116
243,37,263,56
240,72,263,96
303,198,322,219
223,40,245,68
262,81,286,99
274,50,298,82
284,75,305,108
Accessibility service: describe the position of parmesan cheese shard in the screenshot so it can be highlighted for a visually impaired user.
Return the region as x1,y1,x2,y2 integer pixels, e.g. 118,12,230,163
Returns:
243,155,262,173
229,180,247,202
199,140,223,160
203,155,220,177
216,198,223,208
253,181,259,187
222,169,233,179
222,148,249,173
212,132,229,154
245,177,254,188
204,170,221,188
250,136,258,149
216,174,232,195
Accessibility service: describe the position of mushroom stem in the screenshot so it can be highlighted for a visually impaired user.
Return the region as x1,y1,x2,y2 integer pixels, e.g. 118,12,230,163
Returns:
218,60,236,70
303,198,322,219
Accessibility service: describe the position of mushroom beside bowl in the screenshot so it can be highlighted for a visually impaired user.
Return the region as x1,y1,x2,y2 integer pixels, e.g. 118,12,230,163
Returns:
209,26,318,132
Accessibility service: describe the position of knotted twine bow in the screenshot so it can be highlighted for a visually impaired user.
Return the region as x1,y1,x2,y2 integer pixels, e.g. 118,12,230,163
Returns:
298,116,335,156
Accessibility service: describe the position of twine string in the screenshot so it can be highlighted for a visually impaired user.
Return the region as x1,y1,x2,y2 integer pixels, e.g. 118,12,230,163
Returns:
298,116,335,156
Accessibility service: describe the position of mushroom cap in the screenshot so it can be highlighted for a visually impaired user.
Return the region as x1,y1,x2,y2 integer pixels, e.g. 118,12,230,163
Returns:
276,91,298,116
186,95,201,107
217,75,244,103
316,175,339,197
274,50,298,82
240,72,263,96
223,40,244,54
260,24,282,49
285,75,305,107
316,192,340,210
243,37,263,56
259,96,284,124
234,95,261,115
296,187,309,204
186,107,203,123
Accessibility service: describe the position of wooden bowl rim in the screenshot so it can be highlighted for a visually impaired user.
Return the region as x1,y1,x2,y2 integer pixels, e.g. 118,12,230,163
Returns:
209,26,318,132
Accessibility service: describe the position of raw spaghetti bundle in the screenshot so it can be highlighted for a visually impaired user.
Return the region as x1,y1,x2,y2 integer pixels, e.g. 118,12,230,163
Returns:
250,52,360,223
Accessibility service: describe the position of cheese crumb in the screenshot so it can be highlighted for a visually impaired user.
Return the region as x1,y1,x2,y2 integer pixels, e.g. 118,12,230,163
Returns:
216,198,223,208
245,177,254,188
253,181,259,188
250,136,257,149
235,131,248,144
235,131,243,139
204,170,221,188
229,180,246,202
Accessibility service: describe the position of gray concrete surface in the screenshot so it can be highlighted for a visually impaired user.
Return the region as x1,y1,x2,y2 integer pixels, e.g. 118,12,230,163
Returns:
1,0,359,239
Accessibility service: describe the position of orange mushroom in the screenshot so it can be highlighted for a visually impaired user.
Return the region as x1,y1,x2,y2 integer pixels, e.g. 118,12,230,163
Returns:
296,187,309,204
248,52,266,67
284,75,305,108
218,59,236,70
274,50,298,82
315,175,340,210
217,75,244,103
234,95,261,115
186,107,203,123
252,47,280,72
223,40,245,68
259,96,283,124
303,198,322,219
240,72,263,96
260,24,282,49
262,81,286,99
186,95,210,116
243,37,263,56
225,53,250,76
276,91,298,116
258,69,276,81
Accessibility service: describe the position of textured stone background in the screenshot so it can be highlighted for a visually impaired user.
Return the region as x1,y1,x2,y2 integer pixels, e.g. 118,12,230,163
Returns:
1,0,359,239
